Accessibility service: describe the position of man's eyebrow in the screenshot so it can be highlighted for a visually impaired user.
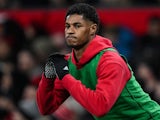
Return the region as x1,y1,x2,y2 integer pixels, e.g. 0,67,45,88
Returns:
65,22,81,25
73,22,81,25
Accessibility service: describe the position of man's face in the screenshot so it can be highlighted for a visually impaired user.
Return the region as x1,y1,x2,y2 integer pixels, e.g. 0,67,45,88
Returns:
65,14,94,50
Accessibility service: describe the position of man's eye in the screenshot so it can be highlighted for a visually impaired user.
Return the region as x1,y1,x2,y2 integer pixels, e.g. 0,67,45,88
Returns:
65,25,70,29
75,24,81,28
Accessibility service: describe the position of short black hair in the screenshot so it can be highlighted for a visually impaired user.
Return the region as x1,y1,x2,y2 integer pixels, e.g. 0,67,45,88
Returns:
65,3,99,26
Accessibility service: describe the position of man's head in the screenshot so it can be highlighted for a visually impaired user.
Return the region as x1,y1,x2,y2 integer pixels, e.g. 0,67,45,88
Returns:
65,3,100,50
65,3,99,28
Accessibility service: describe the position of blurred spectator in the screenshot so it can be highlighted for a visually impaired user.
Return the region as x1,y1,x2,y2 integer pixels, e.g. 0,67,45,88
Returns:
0,0,8,9
139,15,160,49
18,0,49,9
116,26,135,60
0,60,29,120
135,61,160,104
50,32,71,54
0,0,18,9
18,85,40,119
48,0,100,8
24,21,48,44
31,37,53,65
0,62,14,109
71,0,98,6
99,0,132,8
133,15,160,78
0,96,15,120
0,0,159,9
0,38,11,61
16,49,42,85
0,13,26,63
136,63,157,96
100,24,119,44
18,85,58,120
133,15,160,104
23,21,52,65
100,24,135,61
17,49,38,75
49,0,69,8
133,0,160,6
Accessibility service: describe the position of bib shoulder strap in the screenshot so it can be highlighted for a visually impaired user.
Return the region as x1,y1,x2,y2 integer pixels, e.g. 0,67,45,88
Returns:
102,47,128,63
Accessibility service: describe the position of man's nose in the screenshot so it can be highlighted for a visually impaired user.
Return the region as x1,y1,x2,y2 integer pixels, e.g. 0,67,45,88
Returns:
66,26,75,34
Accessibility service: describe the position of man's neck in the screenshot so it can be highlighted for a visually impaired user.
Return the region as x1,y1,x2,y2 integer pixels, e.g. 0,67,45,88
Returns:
73,35,96,62
73,47,85,62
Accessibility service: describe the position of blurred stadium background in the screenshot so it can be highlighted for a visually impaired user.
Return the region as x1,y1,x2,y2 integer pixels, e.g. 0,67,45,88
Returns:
0,0,160,120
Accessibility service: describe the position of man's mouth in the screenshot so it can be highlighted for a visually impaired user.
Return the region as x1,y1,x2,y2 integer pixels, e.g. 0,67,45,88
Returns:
66,36,76,40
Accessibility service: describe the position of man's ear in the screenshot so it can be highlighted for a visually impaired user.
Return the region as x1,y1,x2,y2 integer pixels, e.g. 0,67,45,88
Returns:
90,24,97,35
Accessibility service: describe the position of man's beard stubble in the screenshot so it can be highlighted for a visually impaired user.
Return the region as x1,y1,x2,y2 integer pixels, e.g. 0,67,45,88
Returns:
65,39,89,50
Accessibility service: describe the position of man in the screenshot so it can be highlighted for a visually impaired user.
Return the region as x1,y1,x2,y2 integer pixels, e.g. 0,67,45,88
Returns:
36,3,160,119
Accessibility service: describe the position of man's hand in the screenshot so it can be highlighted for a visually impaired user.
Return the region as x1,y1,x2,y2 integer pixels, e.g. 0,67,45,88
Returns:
44,58,56,80
47,53,69,80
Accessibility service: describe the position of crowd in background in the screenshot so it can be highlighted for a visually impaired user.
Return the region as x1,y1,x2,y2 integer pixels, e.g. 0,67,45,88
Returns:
0,1,160,120
0,0,160,9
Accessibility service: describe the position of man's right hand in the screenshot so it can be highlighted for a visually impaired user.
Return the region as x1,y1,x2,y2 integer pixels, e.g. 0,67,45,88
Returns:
44,53,69,80
47,53,69,80
44,58,57,80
